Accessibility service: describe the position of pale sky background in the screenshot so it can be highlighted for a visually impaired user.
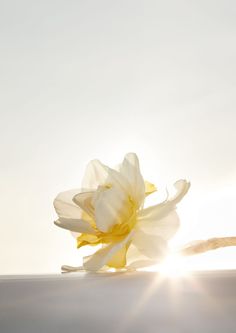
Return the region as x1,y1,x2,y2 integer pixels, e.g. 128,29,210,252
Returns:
0,0,236,274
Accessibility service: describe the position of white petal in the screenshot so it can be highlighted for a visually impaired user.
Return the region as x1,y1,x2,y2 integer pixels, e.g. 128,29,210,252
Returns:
126,243,163,270
127,259,158,270
82,159,108,189
170,179,191,205
120,153,145,207
83,158,131,194
54,189,83,219
126,244,158,269
137,209,180,240
54,218,96,234
73,191,95,217
105,168,130,194
83,232,134,271
132,229,168,259
94,186,132,232
61,265,84,272
138,179,190,222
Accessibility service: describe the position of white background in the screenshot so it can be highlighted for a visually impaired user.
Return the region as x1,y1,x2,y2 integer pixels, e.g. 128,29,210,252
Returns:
0,0,236,274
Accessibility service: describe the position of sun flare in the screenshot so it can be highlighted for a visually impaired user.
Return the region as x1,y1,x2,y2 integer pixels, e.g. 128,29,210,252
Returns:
147,254,190,278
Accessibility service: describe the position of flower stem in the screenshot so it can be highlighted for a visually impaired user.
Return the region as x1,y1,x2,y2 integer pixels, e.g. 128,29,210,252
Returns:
179,237,236,256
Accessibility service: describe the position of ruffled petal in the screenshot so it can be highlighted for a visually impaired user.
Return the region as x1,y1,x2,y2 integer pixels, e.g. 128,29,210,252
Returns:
54,189,83,219
83,232,134,271
54,218,96,234
138,179,190,222
170,179,191,205
120,153,145,207
132,229,168,259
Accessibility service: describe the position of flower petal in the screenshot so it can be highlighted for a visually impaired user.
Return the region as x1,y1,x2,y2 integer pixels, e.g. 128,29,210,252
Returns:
94,186,132,232
61,265,84,272
73,191,95,217
127,259,158,270
83,158,131,195
83,232,134,271
107,241,131,268
126,244,163,270
61,265,109,272
132,229,168,259
138,179,190,222
137,209,180,240
120,153,145,207
145,180,157,196
82,159,109,189
126,243,158,269
170,179,191,205
54,218,96,234
105,168,130,195
54,189,83,219
77,233,100,248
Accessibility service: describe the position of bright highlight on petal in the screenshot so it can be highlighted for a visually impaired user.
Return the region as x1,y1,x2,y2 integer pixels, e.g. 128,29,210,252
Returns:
53,153,190,272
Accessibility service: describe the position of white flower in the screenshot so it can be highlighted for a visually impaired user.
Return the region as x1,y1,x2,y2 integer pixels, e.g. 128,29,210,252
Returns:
54,153,190,271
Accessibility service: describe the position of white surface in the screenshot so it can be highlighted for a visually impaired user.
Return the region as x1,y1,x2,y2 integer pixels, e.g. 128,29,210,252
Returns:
1,271,236,333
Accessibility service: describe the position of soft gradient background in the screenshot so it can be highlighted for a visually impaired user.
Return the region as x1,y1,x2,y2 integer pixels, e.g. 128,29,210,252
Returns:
1,0,236,274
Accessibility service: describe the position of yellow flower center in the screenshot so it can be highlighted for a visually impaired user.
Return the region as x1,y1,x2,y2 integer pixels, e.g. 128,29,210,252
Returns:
77,196,137,248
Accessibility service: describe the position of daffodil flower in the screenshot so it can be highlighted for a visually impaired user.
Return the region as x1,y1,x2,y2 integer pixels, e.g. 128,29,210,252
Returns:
54,153,190,272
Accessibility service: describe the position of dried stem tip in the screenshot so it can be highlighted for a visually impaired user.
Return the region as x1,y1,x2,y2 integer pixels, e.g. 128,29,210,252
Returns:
180,237,236,256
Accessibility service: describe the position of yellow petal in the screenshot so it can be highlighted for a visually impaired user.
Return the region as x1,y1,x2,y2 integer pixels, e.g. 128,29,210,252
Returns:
83,232,134,271
145,181,157,196
107,242,130,268
77,234,100,248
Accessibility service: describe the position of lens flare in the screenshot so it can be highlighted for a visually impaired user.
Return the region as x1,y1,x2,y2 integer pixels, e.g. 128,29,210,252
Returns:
149,254,190,278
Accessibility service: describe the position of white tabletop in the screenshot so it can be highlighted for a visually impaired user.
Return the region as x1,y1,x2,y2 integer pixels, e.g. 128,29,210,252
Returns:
1,270,236,333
